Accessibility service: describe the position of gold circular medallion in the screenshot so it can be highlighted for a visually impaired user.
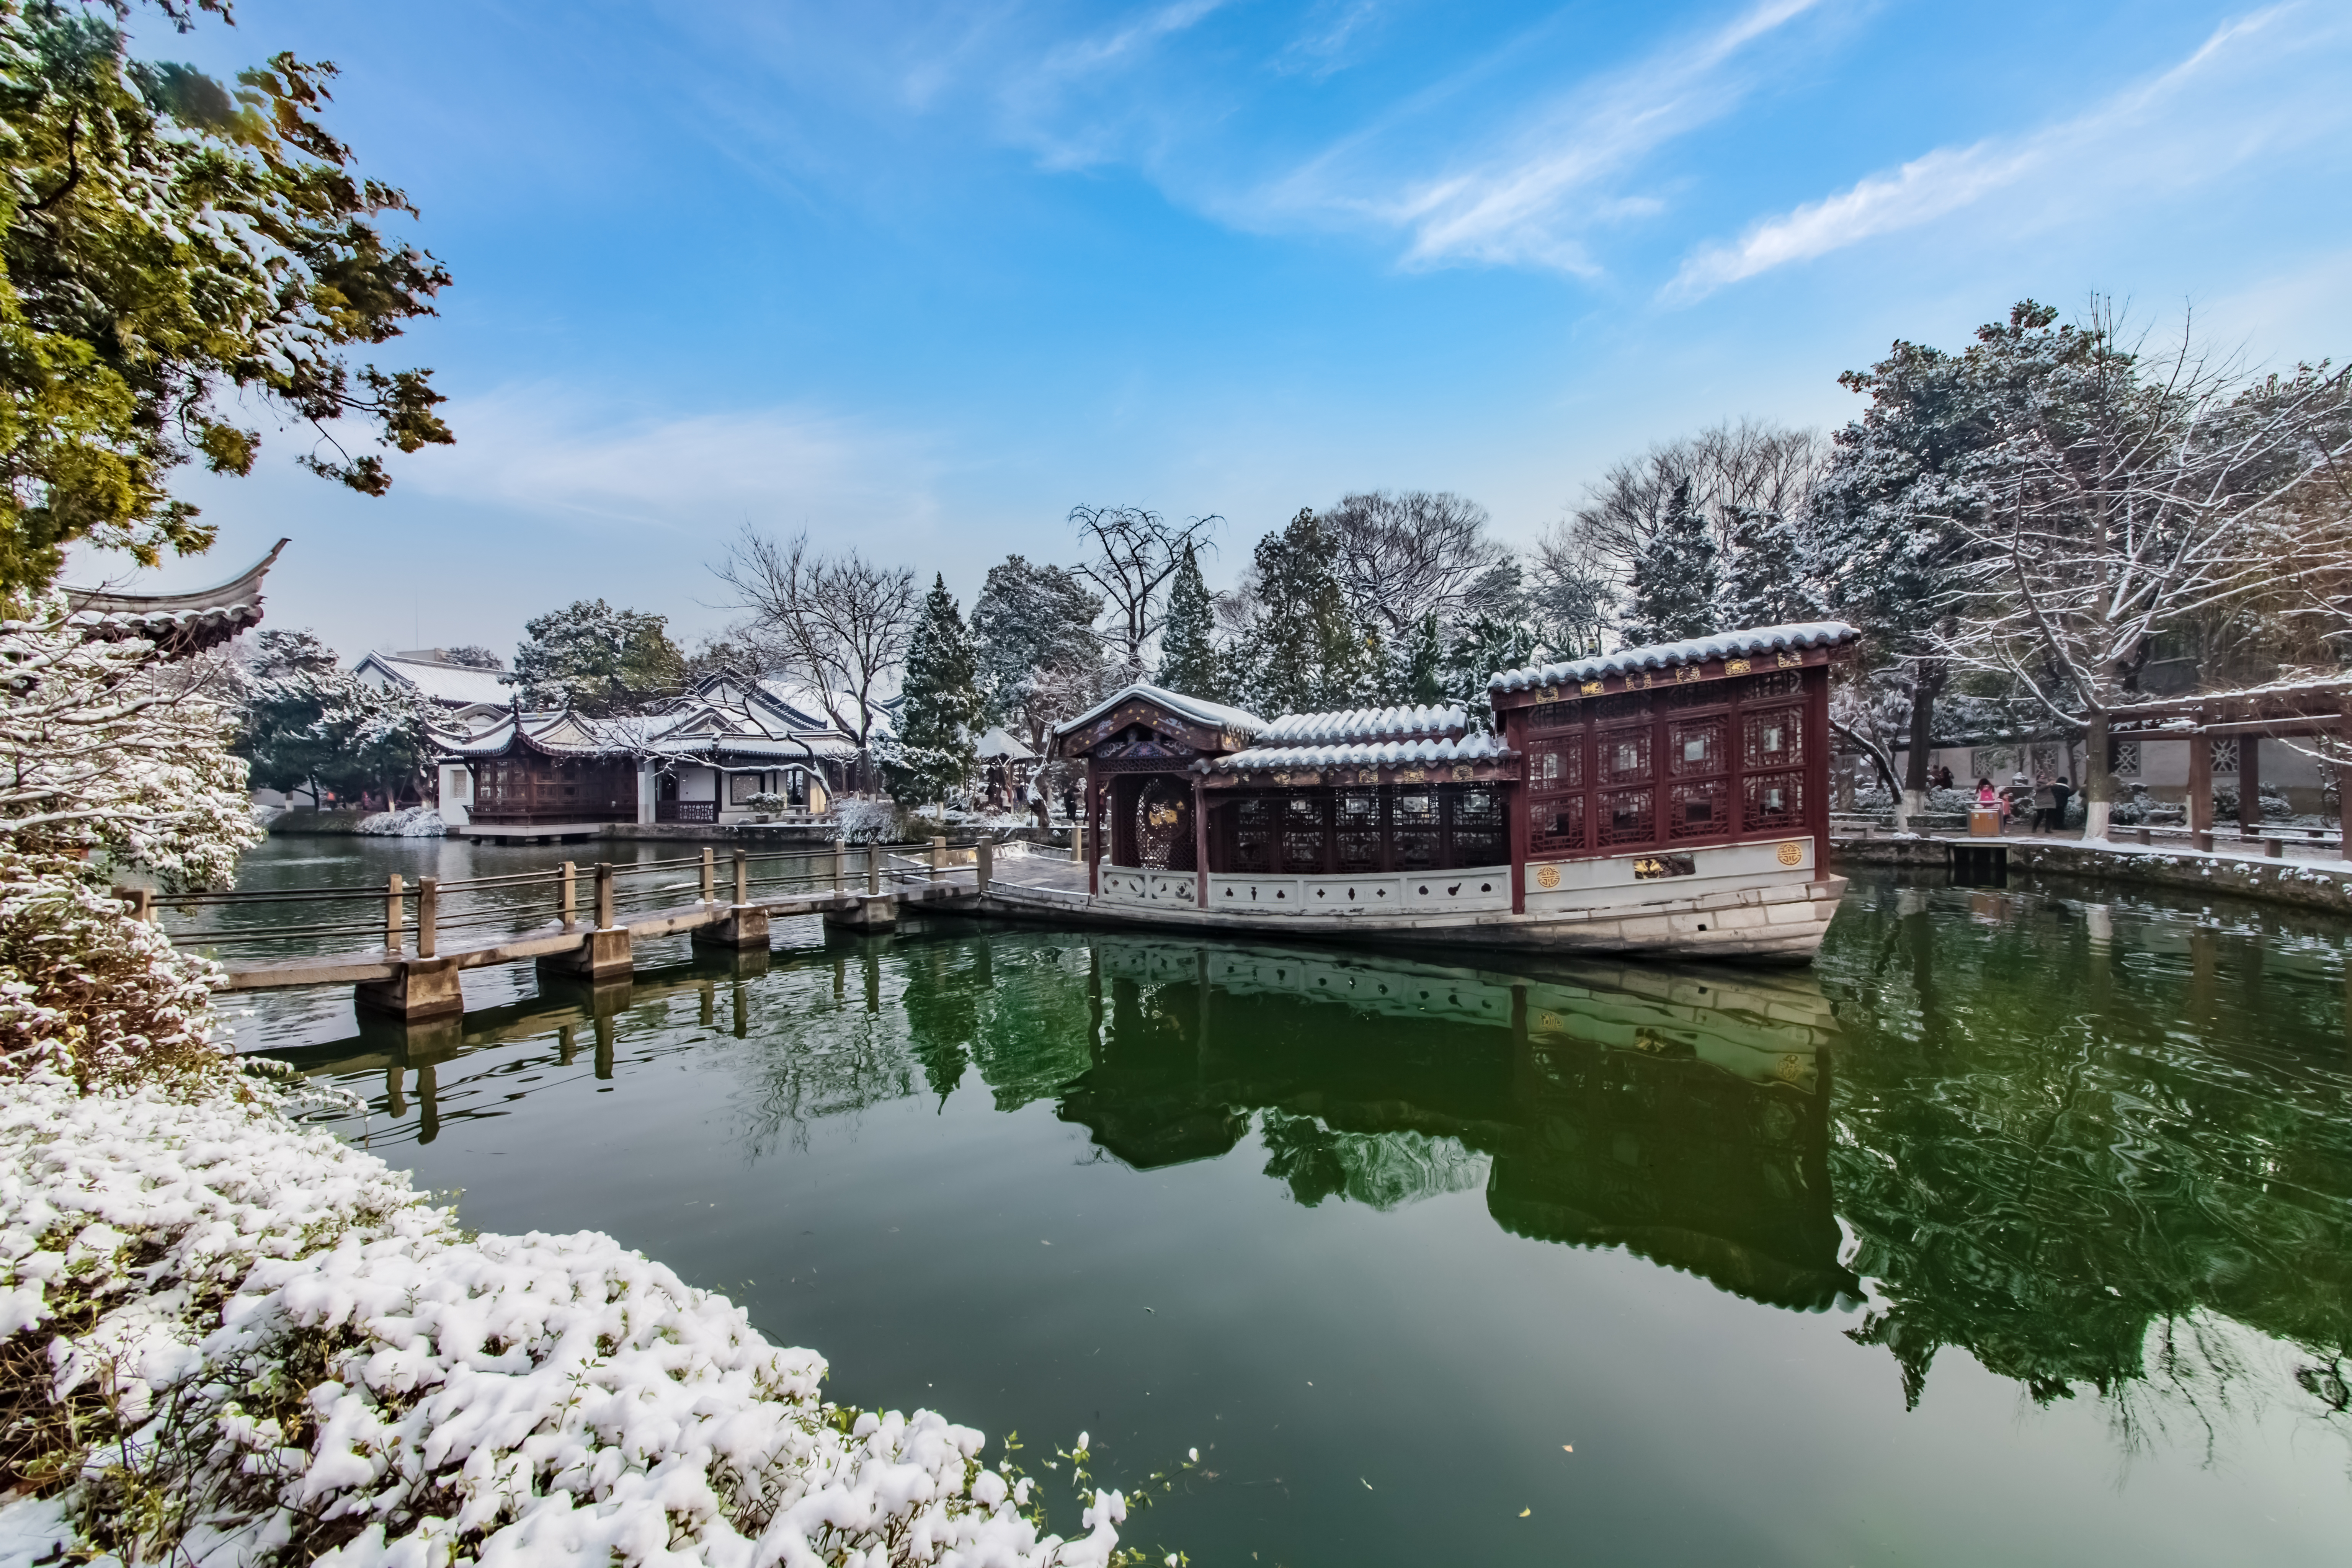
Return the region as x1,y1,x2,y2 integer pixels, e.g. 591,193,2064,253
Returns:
1775,841,1804,867
1535,864,1562,890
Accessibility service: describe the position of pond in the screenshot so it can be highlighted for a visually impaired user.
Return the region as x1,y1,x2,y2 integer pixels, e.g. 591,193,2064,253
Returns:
246,839,2352,1566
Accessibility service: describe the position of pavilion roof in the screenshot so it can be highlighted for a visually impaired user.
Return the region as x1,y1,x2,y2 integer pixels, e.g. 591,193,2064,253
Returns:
1488,620,1859,693
1054,681,1266,742
1209,731,1511,773
1256,703,1466,745
52,539,287,659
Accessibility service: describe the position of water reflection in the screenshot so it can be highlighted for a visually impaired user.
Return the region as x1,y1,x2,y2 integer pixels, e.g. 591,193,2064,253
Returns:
276,881,2352,1441
1823,875,2352,1427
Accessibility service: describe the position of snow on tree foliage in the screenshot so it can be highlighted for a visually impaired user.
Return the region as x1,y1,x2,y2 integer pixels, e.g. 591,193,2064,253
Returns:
510,599,685,713
237,630,437,810
884,575,984,807
1155,542,1221,699
1241,508,1375,717
1622,479,1721,645
1723,507,1816,628
973,555,1106,753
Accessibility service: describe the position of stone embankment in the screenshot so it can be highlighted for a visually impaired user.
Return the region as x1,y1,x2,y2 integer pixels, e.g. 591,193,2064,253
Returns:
1834,834,2352,916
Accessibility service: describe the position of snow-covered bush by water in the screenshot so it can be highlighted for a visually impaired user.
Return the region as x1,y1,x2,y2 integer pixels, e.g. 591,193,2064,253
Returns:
0,611,1146,1567
0,1075,1133,1566
354,807,447,838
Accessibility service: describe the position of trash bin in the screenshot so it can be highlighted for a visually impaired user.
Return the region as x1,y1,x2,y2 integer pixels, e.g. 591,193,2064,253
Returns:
1969,807,2002,837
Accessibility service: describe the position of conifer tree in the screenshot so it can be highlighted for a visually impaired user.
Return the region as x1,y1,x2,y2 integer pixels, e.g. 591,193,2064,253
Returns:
1249,509,1372,716
1723,507,1815,627
1622,479,1720,645
1156,543,1222,699
1390,612,1446,706
884,575,982,808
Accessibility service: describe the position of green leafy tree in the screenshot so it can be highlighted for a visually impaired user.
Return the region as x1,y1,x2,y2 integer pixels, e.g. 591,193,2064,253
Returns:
1442,616,1537,733
971,554,1103,750
1245,509,1372,717
1388,611,1446,706
1622,479,1720,645
1154,542,1220,699
510,600,684,713
884,574,982,807
0,0,452,599
237,628,433,806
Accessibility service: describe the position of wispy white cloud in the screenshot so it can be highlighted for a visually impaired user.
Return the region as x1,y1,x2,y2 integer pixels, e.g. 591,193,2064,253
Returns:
1039,0,1233,78
1666,6,2318,299
1248,0,1827,273
392,390,944,540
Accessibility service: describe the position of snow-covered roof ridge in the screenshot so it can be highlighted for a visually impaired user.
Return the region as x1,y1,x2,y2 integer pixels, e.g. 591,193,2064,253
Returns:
1212,731,1511,772
1489,621,1860,692
357,651,514,709
1257,703,1467,745
1052,681,1267,740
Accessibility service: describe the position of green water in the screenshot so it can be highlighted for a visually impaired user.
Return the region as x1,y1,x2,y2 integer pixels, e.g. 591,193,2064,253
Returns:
258,852,2352,1566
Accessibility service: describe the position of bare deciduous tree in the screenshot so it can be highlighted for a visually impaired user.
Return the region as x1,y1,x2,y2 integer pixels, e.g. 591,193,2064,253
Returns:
1571,419,1827,578
1937,302,2352,836
1068,504,1219,679
711,528,916,748
1320,490,1512,639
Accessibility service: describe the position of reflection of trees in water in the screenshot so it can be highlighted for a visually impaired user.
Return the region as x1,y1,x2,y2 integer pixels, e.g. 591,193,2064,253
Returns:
731,941,1099,1155
1258,1111,1489,1211
1821,877,2352,1441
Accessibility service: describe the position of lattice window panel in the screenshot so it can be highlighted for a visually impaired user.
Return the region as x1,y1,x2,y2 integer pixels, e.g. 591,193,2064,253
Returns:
1530,793,1586,853
1660,681,1730,711
1668,719,1725,776
1599,727,1652,786
1743,771,1805,831
1527,701,1584,732
1134,777,1195,871
1450,784,1507,865
1281,793,1326,874
1743,706,1805,769
1229,797,1273,874
1528,740,1583,793
1393,787,1440,871
2210,738,2240,774
1668,779,1727,840
2108,739,2141,778
1599,787,1656,847
1595,692,1652,721
1736,669,1803,701
1335,789,1383,872
1970,746,2016,782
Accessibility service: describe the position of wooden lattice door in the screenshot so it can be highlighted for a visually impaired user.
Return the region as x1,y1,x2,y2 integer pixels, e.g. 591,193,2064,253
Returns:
1133,777,1196,871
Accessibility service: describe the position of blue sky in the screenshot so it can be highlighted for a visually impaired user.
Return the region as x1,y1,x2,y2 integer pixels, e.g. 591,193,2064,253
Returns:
69,0,2352,660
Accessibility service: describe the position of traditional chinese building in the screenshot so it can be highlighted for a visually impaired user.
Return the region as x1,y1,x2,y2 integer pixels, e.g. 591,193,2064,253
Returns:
1044,621,1858,961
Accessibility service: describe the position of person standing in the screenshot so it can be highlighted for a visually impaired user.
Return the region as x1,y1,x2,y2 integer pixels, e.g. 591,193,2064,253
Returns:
2048,774,2074,834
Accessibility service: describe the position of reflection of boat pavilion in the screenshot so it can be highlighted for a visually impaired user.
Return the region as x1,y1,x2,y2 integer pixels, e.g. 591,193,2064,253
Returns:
1059,937,1854,1310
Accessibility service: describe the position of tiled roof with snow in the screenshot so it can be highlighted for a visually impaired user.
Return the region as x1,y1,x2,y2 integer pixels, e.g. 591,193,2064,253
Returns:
1488,621,1860,692
362,653,515,708
1212,732,1511,773
1053,682,1267,740
976,725,1037,761
1256,704,1466,745
50,539,286,659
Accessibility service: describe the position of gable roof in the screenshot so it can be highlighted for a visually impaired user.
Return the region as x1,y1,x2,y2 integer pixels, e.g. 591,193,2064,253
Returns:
1052,682,1266,742
1488,621,1860,693
357,651,514,707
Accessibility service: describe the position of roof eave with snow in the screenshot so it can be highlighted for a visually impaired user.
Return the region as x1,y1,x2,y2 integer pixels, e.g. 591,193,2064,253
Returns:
1488,621,1860,693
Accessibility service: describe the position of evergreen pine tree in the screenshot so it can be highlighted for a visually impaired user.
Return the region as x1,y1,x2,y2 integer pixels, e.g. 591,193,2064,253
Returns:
1156,543,1222,699
1723,506,1814,628
883,575,983,807
1249,509,1373,716
1623,479,1721,645
1442,616,1539,733
1388,612,1445,706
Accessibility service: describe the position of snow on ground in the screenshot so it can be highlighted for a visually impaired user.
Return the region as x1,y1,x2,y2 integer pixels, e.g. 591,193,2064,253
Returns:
0,1072,1129,1567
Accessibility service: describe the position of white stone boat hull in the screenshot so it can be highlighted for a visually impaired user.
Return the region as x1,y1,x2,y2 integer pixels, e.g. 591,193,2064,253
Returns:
986,838,1844,964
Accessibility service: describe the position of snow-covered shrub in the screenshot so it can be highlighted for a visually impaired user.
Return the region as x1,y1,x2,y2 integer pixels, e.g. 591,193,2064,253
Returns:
354,806,446,837
834,797,898,844
0,602,259,1089
0,1075,1133,1567
0,854,229,1091
0,596,262,890
743,791,790,815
